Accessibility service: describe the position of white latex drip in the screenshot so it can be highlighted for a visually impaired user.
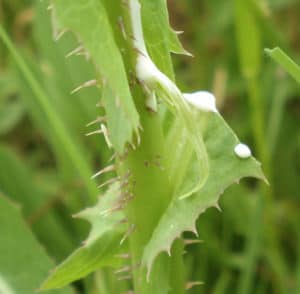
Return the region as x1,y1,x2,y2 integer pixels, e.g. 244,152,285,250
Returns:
234,143,252,158
183,91,218,113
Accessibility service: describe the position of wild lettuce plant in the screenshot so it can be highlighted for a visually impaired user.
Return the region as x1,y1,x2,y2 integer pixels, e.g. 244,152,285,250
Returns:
37,0,267,293
0,0,267,293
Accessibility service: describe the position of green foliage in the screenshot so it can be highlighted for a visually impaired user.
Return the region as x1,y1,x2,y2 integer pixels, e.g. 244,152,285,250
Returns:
140,0,190,79
143,112,265,275
265,47,300,84
0,145,74,259
52,0,140,153
39,1,264,292
0,71,24,134
0,24,98,202
0,0,299,293
0,194,73,294
235,0,262,79
41,184,126,290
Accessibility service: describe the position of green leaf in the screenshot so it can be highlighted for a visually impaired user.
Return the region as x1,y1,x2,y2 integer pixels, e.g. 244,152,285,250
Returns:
265,47,300,84
41,184,126,290
142,112,266,274
102,83,136,152
0,145,74,260
0,194,73,294
52,0,140,153
141,0,190,80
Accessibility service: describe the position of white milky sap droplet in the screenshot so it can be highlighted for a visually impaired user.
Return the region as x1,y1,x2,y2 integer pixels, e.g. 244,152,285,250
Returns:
183,91,218,113
234,143,252,159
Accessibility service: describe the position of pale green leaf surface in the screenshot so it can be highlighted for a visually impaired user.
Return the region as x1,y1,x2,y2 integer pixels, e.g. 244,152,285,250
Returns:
143,112,266,274
102,84,134,152
41,184,126,290
265,47,300,84
52,0,140,153
0,194,73,294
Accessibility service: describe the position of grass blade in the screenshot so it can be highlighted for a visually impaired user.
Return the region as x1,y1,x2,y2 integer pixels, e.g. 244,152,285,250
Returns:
0,25,98,201
265,47,300,84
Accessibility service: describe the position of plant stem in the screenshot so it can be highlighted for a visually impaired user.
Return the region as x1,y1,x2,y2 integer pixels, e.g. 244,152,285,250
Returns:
116,1,185,291
120,91,185,293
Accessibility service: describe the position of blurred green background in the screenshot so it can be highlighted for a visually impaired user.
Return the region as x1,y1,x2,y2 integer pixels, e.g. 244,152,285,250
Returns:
0,0,299,293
